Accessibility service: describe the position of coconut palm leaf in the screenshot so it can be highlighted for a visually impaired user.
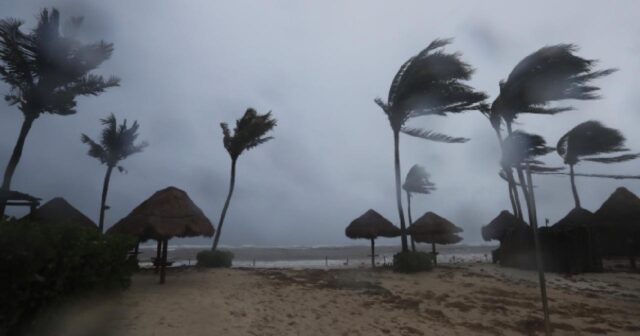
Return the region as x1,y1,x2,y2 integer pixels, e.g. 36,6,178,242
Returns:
82,113,148,168
403,165,436,195
221,108,277,160
557,120,631,165
582,154,640,163
401,127,469,143
501,130,554,167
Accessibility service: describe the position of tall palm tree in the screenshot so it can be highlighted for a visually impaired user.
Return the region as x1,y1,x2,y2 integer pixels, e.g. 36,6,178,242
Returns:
403,164,436,251
490,44,616,220
375,38,486,252
0,8,119,216
211,108,277,251
81,114,148,233
557,120,638,209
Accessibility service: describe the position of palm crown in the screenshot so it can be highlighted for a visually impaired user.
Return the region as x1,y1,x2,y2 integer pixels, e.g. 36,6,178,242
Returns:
0,8,119,118
557,120,638,166
403,164,436,195
375,38,486,141
81,114,148,169
221,108,277,160
493,44,616,125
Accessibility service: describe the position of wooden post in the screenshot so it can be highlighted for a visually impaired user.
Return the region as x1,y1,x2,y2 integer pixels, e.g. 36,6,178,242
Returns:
155,240,162,274
526,164,551,335
160,239,168,284
431,242,437,266
370,238,375,268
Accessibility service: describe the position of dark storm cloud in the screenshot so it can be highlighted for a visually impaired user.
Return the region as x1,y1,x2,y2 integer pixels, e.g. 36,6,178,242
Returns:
1,0,639,247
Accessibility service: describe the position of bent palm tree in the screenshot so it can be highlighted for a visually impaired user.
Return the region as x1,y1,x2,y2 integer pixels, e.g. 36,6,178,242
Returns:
211,108,276,251
375,38,486,252
403,164,436,251
81,114,148,233
490,44,616,220
557,121,638,209
0,8,119,216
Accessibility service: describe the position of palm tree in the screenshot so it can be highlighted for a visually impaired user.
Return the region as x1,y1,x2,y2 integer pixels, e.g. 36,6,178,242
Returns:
557,120,638,209
211,108,277,251
489,44,616,221
375,38,486,252
81,114,148,233
0,8,119,217
403,164,436,251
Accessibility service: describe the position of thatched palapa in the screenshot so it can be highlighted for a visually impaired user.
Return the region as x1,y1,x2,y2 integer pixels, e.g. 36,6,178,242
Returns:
108,186,214,284
481,210,528,242
345,209,400,267
595,187,640,258
21,197,97,229
408,212,463,265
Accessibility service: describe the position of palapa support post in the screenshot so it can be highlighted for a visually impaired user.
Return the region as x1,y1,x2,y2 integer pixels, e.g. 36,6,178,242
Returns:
431,242,437,266
155,240,162,274
370,238,375,268
526,164,551,336
160,239,168,284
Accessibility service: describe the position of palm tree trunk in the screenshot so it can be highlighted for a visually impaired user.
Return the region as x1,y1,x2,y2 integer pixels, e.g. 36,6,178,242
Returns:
525,163,551,335
569,164,581,209
98,165,114,233
504,122,529,221
212,158,237,251
406,191,416,252
393,130,409,252
0,116,36,217
516,167,533,223
493,126,522,219
370,238,375,268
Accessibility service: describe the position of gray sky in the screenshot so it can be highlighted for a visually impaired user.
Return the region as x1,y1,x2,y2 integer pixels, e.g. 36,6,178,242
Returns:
1,0,639,247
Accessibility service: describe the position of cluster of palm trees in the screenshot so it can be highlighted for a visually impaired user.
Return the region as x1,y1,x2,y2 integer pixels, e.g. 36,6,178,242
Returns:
0,9,277,248
377,39,636,256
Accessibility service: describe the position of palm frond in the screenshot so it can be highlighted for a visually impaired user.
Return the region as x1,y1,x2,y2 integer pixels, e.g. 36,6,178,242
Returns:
401,127,469,143
403,164,436,195
502,130,553,167
557,120,631,165
582,153,640,164
221,108,277,159
83,113,147,167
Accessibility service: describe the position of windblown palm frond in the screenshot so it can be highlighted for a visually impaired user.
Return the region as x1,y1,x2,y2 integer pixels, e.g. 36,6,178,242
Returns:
0,8,119,118
557,120,634,165
221,108,277,160
501,130,554,167
494,44,616,124
401,127,468,143
403,164,436,195
81,113,148,168
377,38,487,131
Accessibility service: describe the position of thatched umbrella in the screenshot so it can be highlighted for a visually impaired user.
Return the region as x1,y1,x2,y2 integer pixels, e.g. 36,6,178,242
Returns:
408,212,463,265
20,197,96,229
481,210,528,242
345,209,400,267
108,186,214,284
595,187,640,261
547,208,601,273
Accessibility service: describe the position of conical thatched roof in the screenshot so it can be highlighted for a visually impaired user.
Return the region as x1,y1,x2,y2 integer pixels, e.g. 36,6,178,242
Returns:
345,209,400,240
21,197,97,229
413,232,463,244
108,186,214,240
595,187,640,224
481,210,528,241
552,207,598,229
408,212,463,245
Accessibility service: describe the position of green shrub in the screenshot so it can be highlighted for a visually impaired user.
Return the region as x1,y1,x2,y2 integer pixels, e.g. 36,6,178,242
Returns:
196,250,234,268
393,251,433,273
0,219,135,335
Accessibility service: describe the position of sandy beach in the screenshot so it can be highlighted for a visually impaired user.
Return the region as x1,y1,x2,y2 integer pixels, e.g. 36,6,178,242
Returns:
37,264,640,336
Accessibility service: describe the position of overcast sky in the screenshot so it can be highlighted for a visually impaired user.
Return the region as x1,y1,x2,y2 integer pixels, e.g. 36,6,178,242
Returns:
1,1,639,247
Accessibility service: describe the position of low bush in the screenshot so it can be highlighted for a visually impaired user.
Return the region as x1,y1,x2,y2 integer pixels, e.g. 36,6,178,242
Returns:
0,219,135,335
196,250,234,268
393,251,433,273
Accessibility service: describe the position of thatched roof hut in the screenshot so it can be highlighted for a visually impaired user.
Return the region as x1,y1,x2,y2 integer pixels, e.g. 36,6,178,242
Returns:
481,210,528,242
594,187,640,257
108,186,215,284
552,207,598,229
21,197,97,229
108,186,214,240
345,209,400,267
408,212,463,265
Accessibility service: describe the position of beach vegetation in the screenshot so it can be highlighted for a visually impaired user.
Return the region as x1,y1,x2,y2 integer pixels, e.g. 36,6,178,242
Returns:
197,249,234,268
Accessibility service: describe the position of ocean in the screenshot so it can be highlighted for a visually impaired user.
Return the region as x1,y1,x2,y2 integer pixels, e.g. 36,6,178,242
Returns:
137,244,497,269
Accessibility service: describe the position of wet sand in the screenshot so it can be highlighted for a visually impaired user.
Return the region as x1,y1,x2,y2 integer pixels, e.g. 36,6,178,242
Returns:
40,264,640,336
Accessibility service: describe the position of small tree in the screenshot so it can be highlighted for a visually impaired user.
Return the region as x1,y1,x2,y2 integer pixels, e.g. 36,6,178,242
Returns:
81,114,148,233
557,120,638,209
0,9,119,216
211,108,276,251
403,164,436,251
